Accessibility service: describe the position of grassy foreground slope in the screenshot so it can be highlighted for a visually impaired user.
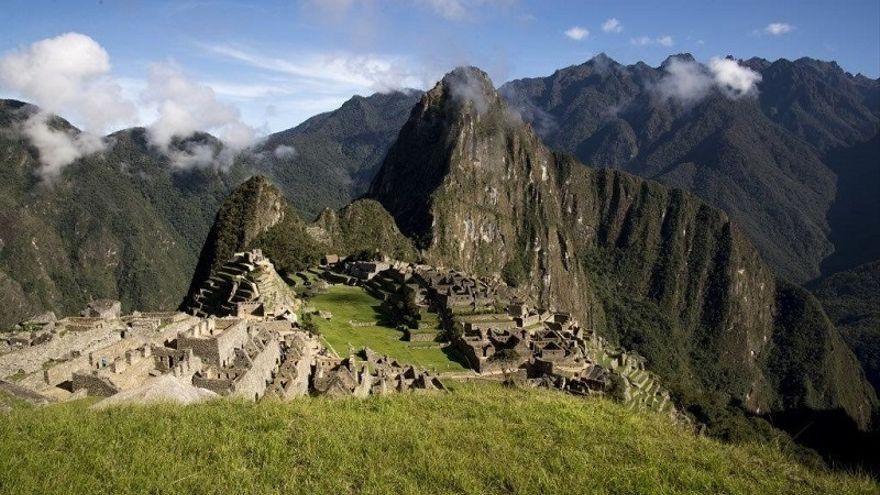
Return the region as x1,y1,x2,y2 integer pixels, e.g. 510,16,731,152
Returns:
0,384,875,495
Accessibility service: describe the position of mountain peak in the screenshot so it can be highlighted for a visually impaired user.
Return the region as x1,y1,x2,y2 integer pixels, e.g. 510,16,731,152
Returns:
433,66,499,115
660,53,696,68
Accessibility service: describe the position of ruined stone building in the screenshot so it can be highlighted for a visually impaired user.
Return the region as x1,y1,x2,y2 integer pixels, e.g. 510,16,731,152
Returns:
0,251,447,407
185,250,300,320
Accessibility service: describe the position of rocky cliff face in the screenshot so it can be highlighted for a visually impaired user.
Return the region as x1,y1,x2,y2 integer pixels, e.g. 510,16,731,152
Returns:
369,67,876,429
183,175,288,298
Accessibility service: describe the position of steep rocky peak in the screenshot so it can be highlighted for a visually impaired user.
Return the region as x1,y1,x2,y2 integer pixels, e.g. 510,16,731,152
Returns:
418,66,508,122
368,65,553,244
181,174,290,304
659,53,696,68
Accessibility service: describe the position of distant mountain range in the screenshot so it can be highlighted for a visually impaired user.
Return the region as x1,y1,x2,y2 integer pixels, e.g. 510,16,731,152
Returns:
0,100,241,328
244,90,422,220
0,90,420,328
500,53,879,284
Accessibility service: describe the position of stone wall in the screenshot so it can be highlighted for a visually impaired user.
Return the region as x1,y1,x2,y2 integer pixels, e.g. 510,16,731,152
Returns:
230,334,281,401
177,319,248,367
72,372,119,397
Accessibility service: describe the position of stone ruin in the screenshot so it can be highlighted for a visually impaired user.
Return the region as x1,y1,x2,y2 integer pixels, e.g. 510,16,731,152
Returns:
315,256,679,418
185,249,300,320
0,250,446,408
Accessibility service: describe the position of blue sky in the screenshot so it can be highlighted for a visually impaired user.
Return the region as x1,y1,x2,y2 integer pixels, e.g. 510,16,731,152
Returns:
1,0,878,133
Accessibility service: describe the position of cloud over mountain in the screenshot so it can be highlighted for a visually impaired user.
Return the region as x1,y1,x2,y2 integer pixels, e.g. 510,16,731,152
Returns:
143,62,256,153
655,56,762,103
0,33,260,174
0,32,136,178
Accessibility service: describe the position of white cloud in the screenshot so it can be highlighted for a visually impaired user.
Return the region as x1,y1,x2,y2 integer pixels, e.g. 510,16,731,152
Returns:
19,113,106,179
418,0,467,20
167,143,217,170
655,56,762,103
631,35,674,47
273,144,297,160
0,32,265,174
201,43,430,92
707,57,762,98
655,58,714,103
0,32,135,132
601,18,622,33
764,22,795,36
565,26,589,41
0,32,137,176
447,66,493,114
141,61,257,168
414,0,526,22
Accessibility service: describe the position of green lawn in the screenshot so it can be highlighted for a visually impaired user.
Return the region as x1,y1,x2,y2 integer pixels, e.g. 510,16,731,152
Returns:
0,383,875,495
306,285,467,373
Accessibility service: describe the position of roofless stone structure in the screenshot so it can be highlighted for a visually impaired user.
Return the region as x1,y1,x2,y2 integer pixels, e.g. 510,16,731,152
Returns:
185,249,301,320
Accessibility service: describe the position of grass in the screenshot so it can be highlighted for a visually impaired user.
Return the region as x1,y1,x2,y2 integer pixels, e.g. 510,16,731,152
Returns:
0,382,875,495
307,285,467,373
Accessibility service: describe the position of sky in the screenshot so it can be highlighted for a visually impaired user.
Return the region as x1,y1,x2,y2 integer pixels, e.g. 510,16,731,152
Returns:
1,0,878,136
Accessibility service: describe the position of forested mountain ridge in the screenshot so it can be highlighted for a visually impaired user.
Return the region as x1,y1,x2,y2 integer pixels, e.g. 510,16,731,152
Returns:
500,54,880,283
243,90,422,220
0,100,240,328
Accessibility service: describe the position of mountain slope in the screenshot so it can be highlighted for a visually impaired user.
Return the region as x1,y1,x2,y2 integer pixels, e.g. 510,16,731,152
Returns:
0,100,238,328
500,55,880,282
244,90,422,219
367,67,876,433
820,133,880,274
811,261,880,392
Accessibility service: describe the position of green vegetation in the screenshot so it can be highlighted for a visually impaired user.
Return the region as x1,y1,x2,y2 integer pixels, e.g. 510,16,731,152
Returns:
250,204,322,274
0,106,238,328
811,261,880,392
298,313,319,335
312,199,418,261
307,285,466,372
0,383,876,495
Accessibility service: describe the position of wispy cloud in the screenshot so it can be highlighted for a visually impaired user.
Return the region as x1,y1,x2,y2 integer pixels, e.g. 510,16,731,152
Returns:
417,0,468,20
564,26,589,41
414,0,529,21
200,43,429,92
763,22,795,36
631,35,673,47
601,18,623,33
303,0,526,22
